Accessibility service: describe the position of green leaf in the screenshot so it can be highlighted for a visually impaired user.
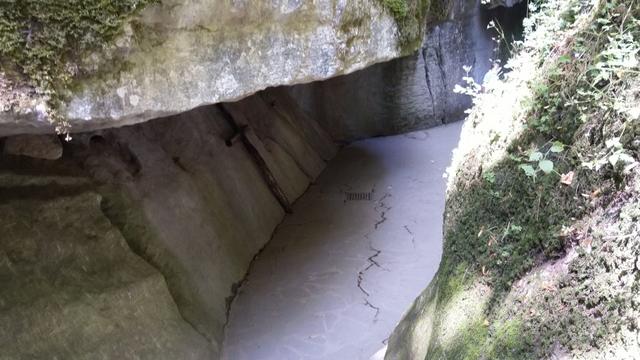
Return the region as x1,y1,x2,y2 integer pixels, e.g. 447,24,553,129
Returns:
483,171,496,184
609,152,620,166
605,137,623,149
520,164,536,178
509,224,523,234
539,160,554,174
618,153,636,165
550,142,565,153
558,54,572,63
529,151,543,161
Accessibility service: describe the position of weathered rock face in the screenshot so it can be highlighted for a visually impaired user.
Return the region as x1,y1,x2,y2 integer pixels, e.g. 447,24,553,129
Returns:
0,179,215,358
288,0,494,141
0,0,416,137
0,88,336,358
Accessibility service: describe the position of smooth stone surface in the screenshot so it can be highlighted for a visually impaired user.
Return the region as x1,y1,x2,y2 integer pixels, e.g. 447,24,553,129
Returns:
222,122,463,360
0,0,413,136
0,186,215,358
69,88,336,352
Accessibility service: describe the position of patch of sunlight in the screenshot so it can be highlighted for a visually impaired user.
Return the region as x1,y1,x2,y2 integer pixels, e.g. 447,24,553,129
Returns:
438,281,491,348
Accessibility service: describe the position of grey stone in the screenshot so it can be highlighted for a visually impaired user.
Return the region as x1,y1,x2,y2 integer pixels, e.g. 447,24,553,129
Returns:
71,87,336,352
288,0,495,142
0,87,337,359
0,0,417,137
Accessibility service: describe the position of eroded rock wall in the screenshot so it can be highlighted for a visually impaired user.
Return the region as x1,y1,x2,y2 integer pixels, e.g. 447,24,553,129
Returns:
0,0,427,137
288,0,494,141
0,177,215,358
0,88,336,358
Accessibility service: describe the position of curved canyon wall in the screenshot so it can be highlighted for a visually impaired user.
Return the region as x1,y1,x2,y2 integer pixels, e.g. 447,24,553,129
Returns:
0,0,501,358
0,88,336,358
288,0,494,141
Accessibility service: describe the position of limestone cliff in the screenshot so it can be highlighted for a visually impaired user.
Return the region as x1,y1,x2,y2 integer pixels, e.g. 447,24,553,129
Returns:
0,0,437,136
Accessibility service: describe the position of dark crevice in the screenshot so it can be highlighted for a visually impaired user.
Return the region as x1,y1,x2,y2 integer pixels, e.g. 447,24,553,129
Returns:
422,46,438,121
217,104,293,214
0,183,94,202
435,29,449,124
364,299,381,322
404,224,417,247
221,215,289,332
374,193,392,230
356,191,394,323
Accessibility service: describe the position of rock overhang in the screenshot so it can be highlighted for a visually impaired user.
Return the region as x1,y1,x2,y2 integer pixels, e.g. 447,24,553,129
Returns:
0,0,431,137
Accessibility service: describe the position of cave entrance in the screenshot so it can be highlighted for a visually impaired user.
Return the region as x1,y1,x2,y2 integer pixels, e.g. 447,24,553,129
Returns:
481,0,530,64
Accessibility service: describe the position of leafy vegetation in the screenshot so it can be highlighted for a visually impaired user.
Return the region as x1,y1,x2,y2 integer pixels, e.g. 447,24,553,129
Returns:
426,0,639,357
0,0,157,135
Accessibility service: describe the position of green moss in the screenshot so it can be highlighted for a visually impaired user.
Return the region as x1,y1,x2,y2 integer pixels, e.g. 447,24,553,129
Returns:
430,320,489,360
0,0,158,133
382,0,410,18
443,156,592,299
490,319,532,358
378,0,448,54
430,317,534,360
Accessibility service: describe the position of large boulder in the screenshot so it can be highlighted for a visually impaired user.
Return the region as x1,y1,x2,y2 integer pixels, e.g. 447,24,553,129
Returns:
0,0,427,136
0,87,337,358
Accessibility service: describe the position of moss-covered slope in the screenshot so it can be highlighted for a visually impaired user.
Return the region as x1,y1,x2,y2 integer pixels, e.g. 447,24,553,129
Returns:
386,0,640,358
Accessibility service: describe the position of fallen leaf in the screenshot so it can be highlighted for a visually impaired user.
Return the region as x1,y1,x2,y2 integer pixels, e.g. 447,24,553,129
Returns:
560,171,574,185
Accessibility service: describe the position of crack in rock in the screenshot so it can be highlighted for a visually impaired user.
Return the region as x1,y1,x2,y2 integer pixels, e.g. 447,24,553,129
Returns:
356,244,382,297
374,193,391,230
356,269,371,297
364,299,380,322
404,225,416,247
356,191,393,323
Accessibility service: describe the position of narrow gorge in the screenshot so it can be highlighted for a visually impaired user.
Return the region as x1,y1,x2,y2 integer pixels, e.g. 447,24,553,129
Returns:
1,0,638,359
